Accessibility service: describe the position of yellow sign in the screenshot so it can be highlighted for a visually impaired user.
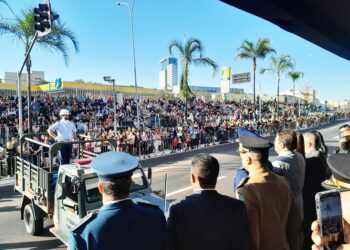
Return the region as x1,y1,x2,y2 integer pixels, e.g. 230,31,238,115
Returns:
220,66,231,81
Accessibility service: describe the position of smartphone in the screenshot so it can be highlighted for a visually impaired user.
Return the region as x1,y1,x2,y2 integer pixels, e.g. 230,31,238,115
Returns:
315,190,344,250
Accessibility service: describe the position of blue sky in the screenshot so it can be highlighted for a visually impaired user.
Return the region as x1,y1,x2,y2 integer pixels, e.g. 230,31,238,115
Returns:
0,0,349,101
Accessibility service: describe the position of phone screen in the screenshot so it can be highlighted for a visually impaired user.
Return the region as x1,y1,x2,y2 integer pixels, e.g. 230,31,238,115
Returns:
319,192,344,250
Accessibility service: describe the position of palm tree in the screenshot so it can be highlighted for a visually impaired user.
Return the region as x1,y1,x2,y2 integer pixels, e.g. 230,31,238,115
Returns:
169,38,217,121
260,55,294,117
287,71,304,99
0,6,79,131
236,38,275,109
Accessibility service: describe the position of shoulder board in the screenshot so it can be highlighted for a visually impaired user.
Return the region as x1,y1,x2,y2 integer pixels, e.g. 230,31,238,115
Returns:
137,201,161,210
71,210,98,232
237,176,250,189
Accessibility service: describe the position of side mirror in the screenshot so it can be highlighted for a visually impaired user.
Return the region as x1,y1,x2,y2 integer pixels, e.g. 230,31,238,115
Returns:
147,167,152,184
57,183,67,200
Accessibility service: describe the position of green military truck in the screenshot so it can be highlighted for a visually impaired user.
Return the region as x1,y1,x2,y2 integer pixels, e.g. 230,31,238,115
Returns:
15,134,166,245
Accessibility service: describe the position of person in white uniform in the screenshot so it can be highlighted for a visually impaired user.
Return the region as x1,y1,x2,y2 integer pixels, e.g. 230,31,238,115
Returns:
47,109,77,164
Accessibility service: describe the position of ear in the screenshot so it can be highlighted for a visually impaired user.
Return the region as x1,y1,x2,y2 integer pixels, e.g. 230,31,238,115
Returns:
191,173,196,184
98,180,103,194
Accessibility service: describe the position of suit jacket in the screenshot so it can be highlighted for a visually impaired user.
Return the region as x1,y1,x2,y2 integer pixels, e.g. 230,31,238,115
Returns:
167,190,251,250
237,168,302,250
69,199,167,250
272,151,305,219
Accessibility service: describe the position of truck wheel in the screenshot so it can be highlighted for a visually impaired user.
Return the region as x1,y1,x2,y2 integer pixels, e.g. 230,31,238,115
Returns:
24,204,43,236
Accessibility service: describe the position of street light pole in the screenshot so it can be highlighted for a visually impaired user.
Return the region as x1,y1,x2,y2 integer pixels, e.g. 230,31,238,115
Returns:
104,76,117,132
116,0,140,128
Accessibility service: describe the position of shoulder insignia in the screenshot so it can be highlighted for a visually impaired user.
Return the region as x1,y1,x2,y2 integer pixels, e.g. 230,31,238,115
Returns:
238,193,246,202
137,201,161,210
237,176,250,189
71,210,98,232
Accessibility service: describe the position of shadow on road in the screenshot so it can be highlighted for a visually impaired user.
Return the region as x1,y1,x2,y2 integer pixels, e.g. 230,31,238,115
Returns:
0,205,18,213
0,239,65,250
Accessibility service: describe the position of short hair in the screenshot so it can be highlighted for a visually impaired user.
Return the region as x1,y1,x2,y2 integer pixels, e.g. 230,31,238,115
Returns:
339,124,350,130
277,130,297,151
101,176,132,197
191,153,219,189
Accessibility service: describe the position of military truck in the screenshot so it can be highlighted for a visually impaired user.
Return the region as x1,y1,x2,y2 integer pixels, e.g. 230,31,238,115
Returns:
15,134,166,245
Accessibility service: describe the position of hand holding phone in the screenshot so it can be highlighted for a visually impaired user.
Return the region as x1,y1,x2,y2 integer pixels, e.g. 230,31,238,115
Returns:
313,190,350,250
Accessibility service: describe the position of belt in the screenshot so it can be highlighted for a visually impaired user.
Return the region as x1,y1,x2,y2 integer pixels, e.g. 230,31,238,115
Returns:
59,139,71,142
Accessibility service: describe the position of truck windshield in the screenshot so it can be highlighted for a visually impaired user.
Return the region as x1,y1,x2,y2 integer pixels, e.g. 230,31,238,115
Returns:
84,168,149,203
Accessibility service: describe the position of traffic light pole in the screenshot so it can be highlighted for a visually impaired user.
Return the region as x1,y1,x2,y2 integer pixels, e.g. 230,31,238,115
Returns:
17,32,39,137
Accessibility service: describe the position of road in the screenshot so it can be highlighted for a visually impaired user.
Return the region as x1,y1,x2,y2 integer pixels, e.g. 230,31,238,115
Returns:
0,120,347,250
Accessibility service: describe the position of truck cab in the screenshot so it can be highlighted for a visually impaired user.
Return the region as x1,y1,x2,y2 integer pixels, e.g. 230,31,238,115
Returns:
15,134,167,245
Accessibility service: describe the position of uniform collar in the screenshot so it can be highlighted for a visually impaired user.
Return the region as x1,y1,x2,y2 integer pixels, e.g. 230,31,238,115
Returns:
100,199,133,211
278,150,294,156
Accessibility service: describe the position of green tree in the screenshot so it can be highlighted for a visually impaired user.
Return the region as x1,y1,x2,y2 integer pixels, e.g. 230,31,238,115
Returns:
0,5,79,131
287,71,304,99
169,38,217,121
236,38,275,108
260,55,294,117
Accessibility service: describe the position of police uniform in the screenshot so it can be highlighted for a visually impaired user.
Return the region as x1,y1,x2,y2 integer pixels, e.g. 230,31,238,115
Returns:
322,153,350,189
68,152,167,250
233,129,258,193
237,134,302,250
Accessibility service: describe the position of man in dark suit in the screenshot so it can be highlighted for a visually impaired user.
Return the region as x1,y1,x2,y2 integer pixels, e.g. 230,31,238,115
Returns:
68,152,167,250
167,153,251,250
302,132,330,250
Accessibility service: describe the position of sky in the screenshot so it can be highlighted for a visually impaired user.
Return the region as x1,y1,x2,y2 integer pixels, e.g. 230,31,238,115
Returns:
0,0,349,101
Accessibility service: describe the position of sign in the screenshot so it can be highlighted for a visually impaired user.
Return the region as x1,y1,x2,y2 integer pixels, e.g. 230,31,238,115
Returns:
48,78,62,91
221,80,230,94
220,66,231,81
232,72,251,84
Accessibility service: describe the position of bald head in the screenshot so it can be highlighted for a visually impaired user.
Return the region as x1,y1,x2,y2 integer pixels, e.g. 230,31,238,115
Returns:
304,133,317,154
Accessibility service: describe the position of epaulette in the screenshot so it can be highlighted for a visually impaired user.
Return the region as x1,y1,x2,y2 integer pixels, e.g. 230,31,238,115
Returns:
71,210,98,232
237,176,250,189
137,201,161,210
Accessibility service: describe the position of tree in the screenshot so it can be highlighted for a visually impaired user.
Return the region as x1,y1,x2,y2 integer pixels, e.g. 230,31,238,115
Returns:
287,71,304,100
236,38,275,110
0,5,79,131
169,38,217,121
260,55,294,117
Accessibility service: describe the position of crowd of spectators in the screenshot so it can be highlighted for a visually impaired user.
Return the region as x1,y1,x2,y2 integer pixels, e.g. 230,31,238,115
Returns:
0,94,348,176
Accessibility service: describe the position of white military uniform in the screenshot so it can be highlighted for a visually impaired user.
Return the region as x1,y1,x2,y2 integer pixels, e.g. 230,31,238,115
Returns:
49,119,77,142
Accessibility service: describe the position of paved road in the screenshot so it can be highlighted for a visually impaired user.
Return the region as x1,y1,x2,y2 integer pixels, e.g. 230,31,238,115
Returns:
0,120,347,250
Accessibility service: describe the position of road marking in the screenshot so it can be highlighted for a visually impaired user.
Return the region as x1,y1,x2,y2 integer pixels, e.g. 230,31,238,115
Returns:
166,176,226,197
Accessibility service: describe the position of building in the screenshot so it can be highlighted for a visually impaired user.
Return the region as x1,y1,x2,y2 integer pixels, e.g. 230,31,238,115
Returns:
4,71,45,85
190,85,244,94
159,57,178,93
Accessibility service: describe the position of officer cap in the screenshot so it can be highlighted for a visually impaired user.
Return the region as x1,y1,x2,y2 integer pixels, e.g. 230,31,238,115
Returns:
238,128,274,151
91,151,139,181
59,109,70,116
322,154,350,189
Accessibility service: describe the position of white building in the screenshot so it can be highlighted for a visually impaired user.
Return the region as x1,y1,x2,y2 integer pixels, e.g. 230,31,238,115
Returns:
159,57,178,93
4,71,45,85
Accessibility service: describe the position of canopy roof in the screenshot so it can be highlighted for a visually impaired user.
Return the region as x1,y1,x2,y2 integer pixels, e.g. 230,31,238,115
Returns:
221,0,350,60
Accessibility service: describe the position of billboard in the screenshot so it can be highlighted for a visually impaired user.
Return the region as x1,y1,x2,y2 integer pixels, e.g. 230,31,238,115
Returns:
232,72,251,84
220,66,231,81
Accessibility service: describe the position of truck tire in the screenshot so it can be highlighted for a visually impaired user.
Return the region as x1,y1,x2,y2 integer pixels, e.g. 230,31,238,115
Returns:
24,204,43,236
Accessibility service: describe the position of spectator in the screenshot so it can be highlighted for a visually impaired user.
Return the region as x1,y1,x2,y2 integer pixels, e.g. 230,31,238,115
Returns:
272,129,306,220
168,153,251,250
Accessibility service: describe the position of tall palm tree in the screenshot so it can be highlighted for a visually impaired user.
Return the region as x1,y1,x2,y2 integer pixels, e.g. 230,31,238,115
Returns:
287,71,304,99
260,55,294,117
169,38,217,121
0,6,79,131
236,38,275,108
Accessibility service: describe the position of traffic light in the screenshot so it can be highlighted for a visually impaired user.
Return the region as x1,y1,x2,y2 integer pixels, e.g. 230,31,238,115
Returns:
33,2,59,36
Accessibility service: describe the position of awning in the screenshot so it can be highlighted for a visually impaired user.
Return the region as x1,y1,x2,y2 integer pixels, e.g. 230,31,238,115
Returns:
220,0,350,61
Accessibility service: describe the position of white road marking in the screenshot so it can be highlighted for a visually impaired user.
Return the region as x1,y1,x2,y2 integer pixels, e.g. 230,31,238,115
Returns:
166,176,226,197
